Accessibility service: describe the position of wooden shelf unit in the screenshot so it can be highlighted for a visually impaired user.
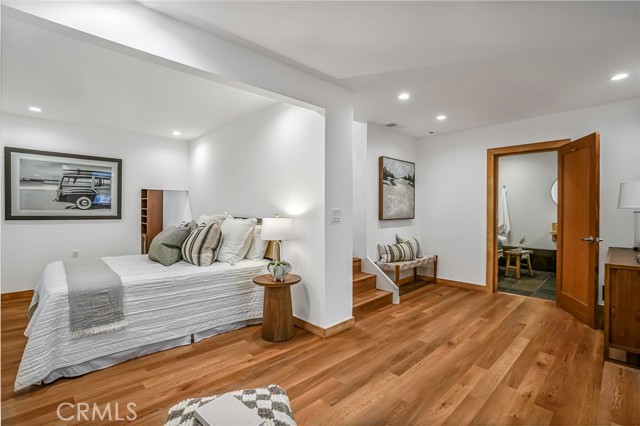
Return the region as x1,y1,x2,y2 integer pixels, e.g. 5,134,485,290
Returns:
604,247,640,368
141,189,163,254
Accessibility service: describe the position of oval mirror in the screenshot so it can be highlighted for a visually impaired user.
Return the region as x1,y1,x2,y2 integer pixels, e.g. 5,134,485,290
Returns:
551,179,558,205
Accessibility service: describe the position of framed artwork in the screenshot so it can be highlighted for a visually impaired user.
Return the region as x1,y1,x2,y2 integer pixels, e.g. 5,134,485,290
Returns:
4,147,122,220
379,156,415,220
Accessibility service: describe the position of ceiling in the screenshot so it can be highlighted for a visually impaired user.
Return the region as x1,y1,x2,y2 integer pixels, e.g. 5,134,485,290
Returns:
146,1,640,138
1,17,277,141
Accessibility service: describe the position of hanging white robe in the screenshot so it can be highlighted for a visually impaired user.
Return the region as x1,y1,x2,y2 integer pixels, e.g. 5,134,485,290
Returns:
498,187,511,237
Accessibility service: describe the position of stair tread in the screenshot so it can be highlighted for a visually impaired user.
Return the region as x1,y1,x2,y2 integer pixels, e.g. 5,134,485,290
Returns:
353,257,363,274
353,289,393,307
353,272,376,282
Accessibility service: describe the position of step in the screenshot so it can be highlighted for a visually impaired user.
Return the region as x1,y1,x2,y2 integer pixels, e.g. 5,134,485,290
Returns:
353,288,393,319
353,257,362,274
353,272,377,295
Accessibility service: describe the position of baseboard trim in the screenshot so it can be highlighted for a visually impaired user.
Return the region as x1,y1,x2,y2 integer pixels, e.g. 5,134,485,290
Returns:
294,316,355,338
1,289,34,302
436,278,487,292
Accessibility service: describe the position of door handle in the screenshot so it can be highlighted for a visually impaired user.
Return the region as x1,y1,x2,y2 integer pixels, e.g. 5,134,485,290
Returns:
580,236,603,243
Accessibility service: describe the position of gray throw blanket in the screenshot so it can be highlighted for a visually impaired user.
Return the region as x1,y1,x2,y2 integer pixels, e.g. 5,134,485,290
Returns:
64,258,127,339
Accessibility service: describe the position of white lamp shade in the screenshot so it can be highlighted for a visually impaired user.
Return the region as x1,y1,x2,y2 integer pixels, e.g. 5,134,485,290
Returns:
261,217,293,241
618,182,640,209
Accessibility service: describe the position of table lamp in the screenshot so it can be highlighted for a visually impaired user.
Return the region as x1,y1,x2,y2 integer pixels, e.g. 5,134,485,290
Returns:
618,181,640,251
262,214,293,281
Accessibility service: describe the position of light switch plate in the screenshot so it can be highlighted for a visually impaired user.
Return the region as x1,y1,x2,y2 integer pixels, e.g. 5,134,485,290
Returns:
332,208,341,223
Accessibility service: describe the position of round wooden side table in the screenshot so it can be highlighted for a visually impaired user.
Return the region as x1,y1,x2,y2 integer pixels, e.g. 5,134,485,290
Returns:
252,274,301,342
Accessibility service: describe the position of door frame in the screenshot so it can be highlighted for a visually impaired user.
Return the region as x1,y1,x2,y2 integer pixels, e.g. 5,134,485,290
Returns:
486,139,571,292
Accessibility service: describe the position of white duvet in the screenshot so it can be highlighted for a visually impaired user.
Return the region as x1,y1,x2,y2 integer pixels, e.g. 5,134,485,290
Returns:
16,255,267,391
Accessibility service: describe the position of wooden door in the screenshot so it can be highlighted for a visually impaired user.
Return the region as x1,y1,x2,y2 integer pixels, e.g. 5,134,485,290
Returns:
557,133,600,327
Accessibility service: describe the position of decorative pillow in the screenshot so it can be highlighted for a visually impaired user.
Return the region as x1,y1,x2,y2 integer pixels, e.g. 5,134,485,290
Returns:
165,384,297,426
396,235,424,258
378,241,415,263
245,225,269,260
148,226,193,266
177,220,196,231
196,213,228,226
217,218,257,264
181,222,223,266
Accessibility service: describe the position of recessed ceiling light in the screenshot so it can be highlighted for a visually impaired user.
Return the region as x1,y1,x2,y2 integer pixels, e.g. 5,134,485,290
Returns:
172,130,181,136
398,92,410,100
436,115,447,121
610,73,629,81
28,106,42,113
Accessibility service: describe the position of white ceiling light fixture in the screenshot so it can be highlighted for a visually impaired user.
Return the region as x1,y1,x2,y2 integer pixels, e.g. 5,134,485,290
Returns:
436,115,447,121
610,73,629,81
28,106,42,113
172,130,182,136
398,92,410,100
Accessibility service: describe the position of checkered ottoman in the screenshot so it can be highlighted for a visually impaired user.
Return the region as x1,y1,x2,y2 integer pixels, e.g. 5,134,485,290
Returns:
165,384,297,426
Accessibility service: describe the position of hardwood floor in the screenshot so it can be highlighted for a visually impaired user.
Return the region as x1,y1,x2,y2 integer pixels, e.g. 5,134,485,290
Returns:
2,285,639,425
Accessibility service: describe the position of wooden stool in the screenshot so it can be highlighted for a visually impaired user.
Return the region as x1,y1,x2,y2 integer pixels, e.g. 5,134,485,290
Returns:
252,274,301,342
504,249,533,279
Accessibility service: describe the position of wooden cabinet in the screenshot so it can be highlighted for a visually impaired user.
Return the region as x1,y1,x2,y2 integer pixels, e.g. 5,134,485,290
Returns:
604,247,640,367
141,189,163,254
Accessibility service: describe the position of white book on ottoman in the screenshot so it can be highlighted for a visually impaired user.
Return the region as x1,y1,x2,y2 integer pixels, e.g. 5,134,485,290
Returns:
194,394,264,426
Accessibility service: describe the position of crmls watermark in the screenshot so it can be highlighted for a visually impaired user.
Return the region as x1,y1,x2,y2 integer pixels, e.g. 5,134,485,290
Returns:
57,402,137,422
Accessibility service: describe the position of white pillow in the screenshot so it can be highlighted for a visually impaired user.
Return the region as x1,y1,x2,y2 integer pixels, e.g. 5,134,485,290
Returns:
245,225,269,260
217,218,257,264
396,235,424,258
196,212,228,226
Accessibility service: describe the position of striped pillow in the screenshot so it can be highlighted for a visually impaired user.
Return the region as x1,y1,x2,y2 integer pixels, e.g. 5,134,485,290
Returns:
396,236,424,258
378,241,415,263
181,222,222,266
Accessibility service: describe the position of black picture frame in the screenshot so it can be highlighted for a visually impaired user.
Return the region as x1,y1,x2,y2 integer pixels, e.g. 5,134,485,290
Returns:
4,147,123,220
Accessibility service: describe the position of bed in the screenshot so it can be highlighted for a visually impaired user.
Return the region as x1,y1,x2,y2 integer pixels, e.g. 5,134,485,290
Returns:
15,255,268,391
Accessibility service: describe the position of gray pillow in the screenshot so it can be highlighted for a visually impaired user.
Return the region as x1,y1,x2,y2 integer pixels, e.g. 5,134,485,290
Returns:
148,225,193,266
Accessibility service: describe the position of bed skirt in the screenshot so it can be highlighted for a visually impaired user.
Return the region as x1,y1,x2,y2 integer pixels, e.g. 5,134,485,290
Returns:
40,318,262,385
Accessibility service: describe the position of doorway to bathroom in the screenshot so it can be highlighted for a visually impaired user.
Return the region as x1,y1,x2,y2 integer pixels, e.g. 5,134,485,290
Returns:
486,134,601,328
495,151,558,301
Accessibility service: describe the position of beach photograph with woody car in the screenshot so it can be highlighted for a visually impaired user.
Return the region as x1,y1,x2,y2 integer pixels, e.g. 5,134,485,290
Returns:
4,147,122,220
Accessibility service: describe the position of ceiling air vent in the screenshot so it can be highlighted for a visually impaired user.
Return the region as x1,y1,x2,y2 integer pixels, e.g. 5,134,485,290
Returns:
384,122,401,129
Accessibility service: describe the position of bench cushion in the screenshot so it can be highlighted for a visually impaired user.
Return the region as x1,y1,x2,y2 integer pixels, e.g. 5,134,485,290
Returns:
376,255,436,272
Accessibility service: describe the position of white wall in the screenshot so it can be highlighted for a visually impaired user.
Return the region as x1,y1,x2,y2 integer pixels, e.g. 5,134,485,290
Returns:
5,4,354,327
366,123,420,260
163,190,191,229
1,113,190,293
498,152,557,249
418,98,640,302
189,103,327,325
352,121,367,259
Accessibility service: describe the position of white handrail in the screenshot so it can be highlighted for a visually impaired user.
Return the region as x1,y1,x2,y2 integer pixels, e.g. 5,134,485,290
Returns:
362,257,399,304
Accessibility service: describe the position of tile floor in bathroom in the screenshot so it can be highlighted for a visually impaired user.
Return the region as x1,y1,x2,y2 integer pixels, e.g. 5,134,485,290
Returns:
497,268,556,301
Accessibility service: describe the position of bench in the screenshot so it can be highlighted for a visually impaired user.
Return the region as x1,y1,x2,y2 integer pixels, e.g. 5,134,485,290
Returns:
376,255,438,286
